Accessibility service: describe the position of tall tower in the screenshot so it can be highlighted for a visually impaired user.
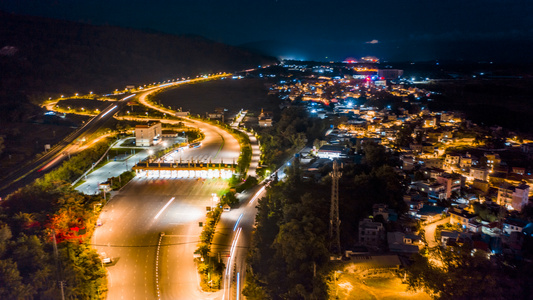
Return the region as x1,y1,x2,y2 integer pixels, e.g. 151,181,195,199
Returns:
330,160,342,255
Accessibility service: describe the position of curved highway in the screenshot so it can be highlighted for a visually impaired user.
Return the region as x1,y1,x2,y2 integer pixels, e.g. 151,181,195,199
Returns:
93,80,241,300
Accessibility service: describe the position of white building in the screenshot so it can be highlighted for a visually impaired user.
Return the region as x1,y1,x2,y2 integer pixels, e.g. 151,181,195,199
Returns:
135,122,162,146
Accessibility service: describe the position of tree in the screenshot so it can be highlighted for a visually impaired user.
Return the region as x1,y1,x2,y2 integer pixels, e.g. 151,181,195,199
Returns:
0,136,4,156
0,259,32,299
395,125,413,148
362,142,388,168
406,245,527,299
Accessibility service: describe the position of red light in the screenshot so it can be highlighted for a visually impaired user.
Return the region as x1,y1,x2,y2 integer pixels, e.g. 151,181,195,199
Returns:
366,77,371,81
380,77,384,80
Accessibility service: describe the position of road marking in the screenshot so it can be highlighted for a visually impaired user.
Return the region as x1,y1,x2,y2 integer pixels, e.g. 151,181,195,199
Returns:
154,197,175,219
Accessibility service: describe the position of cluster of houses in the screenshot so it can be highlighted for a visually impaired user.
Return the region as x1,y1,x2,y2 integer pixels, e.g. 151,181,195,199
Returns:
266,68,533,259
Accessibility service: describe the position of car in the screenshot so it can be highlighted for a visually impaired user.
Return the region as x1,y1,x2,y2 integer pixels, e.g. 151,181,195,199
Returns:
102,257,112,264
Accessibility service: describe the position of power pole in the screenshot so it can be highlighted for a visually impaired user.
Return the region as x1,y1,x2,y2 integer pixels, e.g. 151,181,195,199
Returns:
330,160,342,255
52,230,66,300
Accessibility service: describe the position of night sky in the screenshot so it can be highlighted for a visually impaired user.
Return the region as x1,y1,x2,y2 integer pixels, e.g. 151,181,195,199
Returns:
2,0,533,62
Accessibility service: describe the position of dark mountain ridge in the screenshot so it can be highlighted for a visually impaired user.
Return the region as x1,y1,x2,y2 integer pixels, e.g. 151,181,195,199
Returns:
0,11,277,99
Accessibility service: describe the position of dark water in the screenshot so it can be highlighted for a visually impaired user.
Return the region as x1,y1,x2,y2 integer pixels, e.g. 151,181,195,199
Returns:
154,78,277,117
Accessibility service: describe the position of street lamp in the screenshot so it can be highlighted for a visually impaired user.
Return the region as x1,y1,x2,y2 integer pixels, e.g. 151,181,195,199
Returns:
211,193,219,210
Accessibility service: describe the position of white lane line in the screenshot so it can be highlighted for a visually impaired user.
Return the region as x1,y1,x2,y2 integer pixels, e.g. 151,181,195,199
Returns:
154,197,175,220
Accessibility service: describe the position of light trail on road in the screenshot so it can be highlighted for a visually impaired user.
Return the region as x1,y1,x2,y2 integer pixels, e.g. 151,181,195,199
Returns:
154,197,175,219
248,186,266,205
99,105,117,118
226,227,242,276
233,214,243,231
236,272,241,300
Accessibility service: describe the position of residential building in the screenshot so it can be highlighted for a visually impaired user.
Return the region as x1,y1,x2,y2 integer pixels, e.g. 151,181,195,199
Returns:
135,122,162,146
440,230,460,247
520,142,533,154
484,153,501,171
449,208,476,229
502,218,528,236
469,167,489,182
423,117,437,128
415,205,446,223
444,154,460,170
422,167,444,179
422,142,436,153
497,183,530,212
358,218,385,248
512,167,526,175
436,173,463,199
421,158,444,169
258,109,273,127
459,154,473,169
373,204,389,222
387,232,422,254
409,143,423,153
400,155,416,171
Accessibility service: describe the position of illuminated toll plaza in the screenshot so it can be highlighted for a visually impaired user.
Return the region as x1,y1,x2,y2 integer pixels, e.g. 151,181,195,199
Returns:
132,161,236,179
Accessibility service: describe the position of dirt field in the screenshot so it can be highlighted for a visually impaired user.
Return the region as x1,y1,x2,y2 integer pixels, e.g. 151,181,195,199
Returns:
330,272,431,300
154,78,279,117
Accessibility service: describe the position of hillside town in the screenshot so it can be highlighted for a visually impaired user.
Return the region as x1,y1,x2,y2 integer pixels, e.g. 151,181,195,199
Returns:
259,60,533,261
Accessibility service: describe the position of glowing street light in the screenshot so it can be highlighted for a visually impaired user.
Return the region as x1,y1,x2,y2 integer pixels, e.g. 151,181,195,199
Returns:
211,193,219,209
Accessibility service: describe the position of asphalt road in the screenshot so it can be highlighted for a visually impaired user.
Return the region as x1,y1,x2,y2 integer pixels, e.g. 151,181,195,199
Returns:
424,217,450,248
93,178,228,300
211,184,266,300
93,81,242,299
157,120,240,166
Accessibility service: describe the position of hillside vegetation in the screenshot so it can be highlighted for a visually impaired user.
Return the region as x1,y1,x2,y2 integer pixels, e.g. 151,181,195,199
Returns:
0,11,276,99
